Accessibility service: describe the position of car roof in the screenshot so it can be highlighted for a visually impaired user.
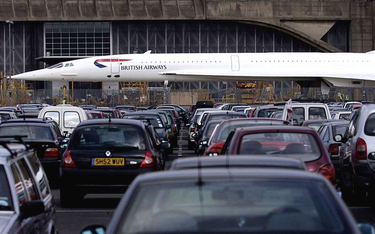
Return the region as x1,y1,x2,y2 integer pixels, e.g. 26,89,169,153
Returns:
76,118,144,127
322,120,349,126
0,118,54,125
124,112,162,117
235,125,316,133
133,168,328,185
220,117,289,124
302,119,343,125
169,156,307,171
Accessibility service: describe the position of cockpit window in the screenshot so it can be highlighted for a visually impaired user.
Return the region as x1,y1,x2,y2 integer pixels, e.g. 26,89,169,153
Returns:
70,63,74,66
63,63,74,67
48,63,63,69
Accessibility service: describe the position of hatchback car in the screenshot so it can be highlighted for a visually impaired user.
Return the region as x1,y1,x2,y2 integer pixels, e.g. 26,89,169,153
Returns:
221,125,336,184
82,168,366,234
59,119,165,207
0,137,56,234
335,104,375,201
0,118,66,186
205,118,290,156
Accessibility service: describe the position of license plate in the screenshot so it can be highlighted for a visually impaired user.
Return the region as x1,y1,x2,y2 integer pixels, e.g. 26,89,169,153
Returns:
92,158,125,166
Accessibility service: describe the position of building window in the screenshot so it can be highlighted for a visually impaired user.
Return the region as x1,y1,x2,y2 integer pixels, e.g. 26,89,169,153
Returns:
45,22,111,56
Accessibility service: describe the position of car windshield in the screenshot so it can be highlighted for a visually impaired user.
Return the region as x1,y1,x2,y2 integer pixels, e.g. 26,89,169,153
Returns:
0,166,13,211
213,120,288,143
209,114,245,122
72,124,146,150
124,115,164,128
239,132,321,162
118,180,348,234
0,126,53,140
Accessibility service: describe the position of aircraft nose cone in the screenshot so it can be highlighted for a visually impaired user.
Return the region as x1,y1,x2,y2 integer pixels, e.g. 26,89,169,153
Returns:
12,72,36,80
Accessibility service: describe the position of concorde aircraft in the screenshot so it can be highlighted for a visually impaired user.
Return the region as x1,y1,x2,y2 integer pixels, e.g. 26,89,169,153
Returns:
12,50,375,91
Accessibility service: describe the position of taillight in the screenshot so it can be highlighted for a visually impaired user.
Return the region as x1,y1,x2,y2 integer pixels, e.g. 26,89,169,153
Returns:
355,138,367,160
140,151,154,168
190,128,195,132
328,144,340,156
61,150,76,168
44,148,58,157
319,164,336,184
173,126,177,132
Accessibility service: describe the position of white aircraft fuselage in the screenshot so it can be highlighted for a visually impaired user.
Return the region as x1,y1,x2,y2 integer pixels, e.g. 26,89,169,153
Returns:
12,52,375,87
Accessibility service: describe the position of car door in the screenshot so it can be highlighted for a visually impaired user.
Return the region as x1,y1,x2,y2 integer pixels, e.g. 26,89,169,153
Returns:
10,162,37,234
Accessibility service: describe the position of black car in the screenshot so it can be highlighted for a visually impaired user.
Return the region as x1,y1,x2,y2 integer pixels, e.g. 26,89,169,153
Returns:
59,119,166,207
122,112,171,159
195,120,222,155
0,118,66,185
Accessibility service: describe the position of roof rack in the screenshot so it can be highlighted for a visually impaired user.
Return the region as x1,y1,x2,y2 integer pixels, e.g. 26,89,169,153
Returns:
0,135,30,157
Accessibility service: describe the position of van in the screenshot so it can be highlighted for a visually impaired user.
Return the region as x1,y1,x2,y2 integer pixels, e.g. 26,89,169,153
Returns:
282,103,331,125
38,105,88,135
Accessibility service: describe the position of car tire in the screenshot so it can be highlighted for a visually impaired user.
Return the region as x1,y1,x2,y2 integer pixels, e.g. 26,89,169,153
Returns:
60,186,84,207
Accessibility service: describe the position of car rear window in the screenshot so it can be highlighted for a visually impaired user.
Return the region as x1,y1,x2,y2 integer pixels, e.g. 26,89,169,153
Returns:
0,126,53,140
72,124,146,150
213,120,288,143
119,180,347,234
239,132,321,162
0,166,13,211
365,113,375,136
258,108,282,118
124,115,164,128
333,124,348,137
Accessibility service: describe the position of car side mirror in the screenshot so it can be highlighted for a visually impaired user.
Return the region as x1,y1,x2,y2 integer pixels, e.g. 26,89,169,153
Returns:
161,141,170,149
357,222,375,234
20,201,45,220
80,225,106,234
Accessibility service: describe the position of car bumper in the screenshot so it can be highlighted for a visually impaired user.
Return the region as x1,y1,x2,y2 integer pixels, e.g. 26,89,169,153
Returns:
60,167,154,192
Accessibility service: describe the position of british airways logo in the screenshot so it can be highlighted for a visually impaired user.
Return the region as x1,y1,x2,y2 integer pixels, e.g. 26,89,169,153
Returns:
94,59,132,68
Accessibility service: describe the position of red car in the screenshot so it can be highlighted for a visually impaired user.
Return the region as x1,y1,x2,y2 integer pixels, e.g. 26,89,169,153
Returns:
221,125,336,184
204,118,290,156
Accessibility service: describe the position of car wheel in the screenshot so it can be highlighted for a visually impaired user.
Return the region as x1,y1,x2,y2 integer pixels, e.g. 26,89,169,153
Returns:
60,186,84,207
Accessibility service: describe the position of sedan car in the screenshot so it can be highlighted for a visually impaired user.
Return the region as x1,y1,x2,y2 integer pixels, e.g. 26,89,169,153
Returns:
81,168,367,234
59,119,166,207
221,125,336,184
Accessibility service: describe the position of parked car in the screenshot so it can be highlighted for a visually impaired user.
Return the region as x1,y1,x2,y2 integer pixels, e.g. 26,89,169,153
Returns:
78,104,97,110
59,119,166,207
302,119,343,131
221,125,336,184
317,120,349,183
38,105,88,135
122,112,172,158
0,137,56,234
86,110,108,119
281,103,331,125
81,168,368,234
205,118,290,156
335,104,375,202
115,105,136,112
92,108,122,118
331,111,352,121
157,104,188,124
250,105,284,118
0,118,67,186
0,111,18,121
195,120,222,155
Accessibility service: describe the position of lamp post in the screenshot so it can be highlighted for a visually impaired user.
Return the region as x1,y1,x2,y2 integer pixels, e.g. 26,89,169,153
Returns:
6,20,13,106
